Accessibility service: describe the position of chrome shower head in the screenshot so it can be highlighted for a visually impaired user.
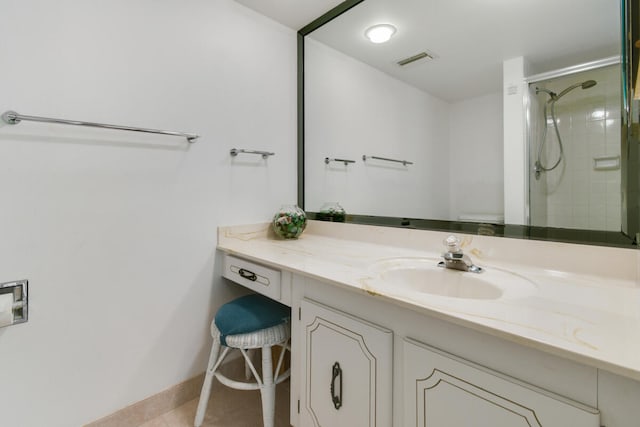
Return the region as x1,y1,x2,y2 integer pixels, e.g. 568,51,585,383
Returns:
555,79,598,100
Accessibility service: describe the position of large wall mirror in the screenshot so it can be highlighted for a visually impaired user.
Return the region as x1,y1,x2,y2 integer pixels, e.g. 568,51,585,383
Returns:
298,0,640,247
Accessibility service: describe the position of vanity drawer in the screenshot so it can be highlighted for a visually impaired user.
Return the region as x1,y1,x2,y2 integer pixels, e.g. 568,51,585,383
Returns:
223,254,281,300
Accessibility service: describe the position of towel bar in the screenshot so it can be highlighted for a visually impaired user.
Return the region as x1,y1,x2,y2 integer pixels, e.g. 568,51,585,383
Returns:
1,110,199,143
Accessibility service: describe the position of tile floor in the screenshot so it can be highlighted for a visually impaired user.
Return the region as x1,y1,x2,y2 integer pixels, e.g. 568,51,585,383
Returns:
137,375,290,427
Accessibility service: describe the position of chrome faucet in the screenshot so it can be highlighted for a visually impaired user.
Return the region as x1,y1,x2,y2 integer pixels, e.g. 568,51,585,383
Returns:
438,235,483,273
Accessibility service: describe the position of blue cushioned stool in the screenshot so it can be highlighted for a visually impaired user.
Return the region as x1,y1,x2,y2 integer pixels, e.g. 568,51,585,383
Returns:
195,294,291,427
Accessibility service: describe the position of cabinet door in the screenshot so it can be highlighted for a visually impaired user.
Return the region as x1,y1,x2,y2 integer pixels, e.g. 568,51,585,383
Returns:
299,299,392,427
404,338,599,427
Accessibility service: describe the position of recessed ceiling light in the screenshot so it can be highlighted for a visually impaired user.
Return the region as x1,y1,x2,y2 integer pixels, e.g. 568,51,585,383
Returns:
364,24,396,44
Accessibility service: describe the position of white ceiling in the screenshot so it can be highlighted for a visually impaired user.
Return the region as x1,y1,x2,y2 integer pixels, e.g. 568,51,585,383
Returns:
236,0,621,102
233,0,344,30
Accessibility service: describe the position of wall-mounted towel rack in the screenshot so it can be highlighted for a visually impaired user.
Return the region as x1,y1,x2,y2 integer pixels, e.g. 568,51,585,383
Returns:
362,155,413,166
325,157,356,165
1,110,199,143
230,148,275,159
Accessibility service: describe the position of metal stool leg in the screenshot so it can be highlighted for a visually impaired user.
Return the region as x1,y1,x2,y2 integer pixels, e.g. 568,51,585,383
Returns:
194,339,221,427
259,346,275,427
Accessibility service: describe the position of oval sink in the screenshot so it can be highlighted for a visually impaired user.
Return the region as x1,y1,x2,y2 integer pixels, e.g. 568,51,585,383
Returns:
382,267,502,299
369,257,536,301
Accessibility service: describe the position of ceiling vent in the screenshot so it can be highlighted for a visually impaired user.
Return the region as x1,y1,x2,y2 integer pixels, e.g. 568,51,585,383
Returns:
397,52,435,66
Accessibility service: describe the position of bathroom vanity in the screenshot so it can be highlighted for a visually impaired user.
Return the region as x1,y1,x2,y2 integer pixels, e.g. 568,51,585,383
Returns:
218,221,640,427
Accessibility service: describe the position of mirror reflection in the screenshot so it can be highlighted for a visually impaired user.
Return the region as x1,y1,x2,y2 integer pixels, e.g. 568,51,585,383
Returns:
303,0,626,235
529,64,621,231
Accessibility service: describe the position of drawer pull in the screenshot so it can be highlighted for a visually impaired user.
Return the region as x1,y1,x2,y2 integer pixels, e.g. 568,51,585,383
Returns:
331,361,343,410
238,268,257,281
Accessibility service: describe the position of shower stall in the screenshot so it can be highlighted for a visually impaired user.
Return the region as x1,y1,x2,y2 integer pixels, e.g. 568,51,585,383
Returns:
528,59,622,232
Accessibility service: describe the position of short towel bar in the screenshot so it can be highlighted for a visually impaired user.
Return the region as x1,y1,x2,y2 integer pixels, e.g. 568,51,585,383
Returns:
325,157,356,165
230,148,275,159
362,155,413,166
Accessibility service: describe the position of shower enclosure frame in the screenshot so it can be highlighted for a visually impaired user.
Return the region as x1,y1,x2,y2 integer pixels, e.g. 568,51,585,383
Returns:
524,55,622,230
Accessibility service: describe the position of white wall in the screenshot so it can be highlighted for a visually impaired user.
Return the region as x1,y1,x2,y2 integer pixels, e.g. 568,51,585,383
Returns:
0,1,297,426
304,40,506,222
503,57,530,225
304,38,451,220
449,92,504,221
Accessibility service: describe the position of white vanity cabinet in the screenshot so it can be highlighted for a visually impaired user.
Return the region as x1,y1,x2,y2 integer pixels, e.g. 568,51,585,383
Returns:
290,275,605,427
403,338,600,427
297,298,393,427
219,251,640,427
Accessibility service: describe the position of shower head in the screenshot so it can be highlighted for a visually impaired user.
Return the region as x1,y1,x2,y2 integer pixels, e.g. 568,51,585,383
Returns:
555,79,597,100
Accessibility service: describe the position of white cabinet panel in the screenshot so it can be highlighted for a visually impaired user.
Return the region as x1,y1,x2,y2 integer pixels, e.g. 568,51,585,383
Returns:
404,338,600,427
299,298,392,427
598,369,640,427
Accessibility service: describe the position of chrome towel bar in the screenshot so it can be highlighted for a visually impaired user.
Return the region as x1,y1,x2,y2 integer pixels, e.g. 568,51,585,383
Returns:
325,157,356,165
362,155,413,166
1,110,199,143
230,148,275,159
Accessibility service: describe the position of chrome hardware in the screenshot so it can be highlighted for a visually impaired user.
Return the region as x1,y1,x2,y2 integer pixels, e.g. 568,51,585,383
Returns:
1,110,199,142
325,157,355,166
0,279,29,327
230,148,275,159
362,155,413,166
438,236,483,273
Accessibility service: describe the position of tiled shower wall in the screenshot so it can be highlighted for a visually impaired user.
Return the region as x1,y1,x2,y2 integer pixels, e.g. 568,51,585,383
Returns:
529,64,621,231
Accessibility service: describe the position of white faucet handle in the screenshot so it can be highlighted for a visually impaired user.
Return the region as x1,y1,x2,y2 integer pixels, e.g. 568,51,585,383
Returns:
443,235,461,252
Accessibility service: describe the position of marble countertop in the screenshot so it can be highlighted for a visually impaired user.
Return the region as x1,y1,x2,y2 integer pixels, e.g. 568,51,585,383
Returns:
218,221,640,381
